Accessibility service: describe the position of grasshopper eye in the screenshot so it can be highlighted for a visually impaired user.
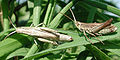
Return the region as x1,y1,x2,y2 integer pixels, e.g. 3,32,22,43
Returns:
69,37,73,42
75,22,79,26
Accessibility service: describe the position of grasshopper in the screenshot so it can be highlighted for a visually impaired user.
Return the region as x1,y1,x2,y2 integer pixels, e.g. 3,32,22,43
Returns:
4,17,73,45
61,8,117,44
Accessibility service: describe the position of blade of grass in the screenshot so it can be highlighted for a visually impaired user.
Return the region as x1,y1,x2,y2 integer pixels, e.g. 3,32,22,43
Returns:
87,7,96,23
83,0,120,16
33,0,42,26
6,48,29,59
77,50,89,60
85,45,111,60
24,44,38,58
0,34,32,58
49,0,79,28
94,36,120,56
47,0,56,26
1,0,9,31
43,0,55,27
56,0,66,8
78,1,110,21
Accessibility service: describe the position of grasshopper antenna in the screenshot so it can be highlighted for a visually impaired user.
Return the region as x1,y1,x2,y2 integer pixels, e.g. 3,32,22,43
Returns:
8,16,17,29
69,8,77,23
4,17,17,39
59,8,77,23
59,12,74,22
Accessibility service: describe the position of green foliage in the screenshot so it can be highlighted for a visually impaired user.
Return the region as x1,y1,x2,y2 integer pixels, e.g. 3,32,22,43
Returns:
0,0,120,60
6,48,29,59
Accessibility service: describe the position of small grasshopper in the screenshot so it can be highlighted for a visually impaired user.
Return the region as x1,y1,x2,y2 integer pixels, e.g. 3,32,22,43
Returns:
61,8,117,44
5,17,73,45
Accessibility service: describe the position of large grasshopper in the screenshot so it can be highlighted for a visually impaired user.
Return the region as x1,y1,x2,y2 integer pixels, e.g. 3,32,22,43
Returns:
62,8,117,44
4,17,73,45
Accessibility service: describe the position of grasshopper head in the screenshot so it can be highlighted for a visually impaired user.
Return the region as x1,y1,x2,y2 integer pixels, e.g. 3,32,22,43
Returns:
74,21,83,31
59,34,73,42
75,21,80,26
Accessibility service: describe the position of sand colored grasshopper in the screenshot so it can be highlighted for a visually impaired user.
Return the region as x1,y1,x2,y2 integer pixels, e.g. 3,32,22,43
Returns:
61,8,117,44
4,17,73,45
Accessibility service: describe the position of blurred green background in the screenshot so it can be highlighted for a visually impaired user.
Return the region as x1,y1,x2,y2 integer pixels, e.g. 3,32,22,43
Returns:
0,0,120,60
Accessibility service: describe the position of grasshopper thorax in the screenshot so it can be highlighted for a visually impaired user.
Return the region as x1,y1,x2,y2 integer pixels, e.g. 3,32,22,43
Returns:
16,27,34,33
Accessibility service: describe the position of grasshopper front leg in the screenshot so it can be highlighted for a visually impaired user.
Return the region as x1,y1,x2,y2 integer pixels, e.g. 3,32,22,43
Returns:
83,30,94,44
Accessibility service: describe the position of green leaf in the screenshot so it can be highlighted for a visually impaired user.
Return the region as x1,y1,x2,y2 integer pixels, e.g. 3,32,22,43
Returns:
63,22,74,30
108,49,120,56
94,36,120,57
24,44,39,58
43,0,56,27
94,39,120,57
85,45,111,60
78,1,110,21
93,22,120,57
2,0,10,31
33,0,42,26
6,48,29,59
77,50,89,60
0,34,32,58
87,7,96,23
49,0,79,28
83,0,120,16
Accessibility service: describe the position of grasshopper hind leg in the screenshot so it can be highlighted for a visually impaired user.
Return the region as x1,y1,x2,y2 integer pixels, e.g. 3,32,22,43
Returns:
86,31,104,45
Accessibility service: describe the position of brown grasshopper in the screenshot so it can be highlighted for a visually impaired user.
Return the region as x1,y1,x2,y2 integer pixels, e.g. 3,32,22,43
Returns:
61,8,117,44
4,17,73,45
